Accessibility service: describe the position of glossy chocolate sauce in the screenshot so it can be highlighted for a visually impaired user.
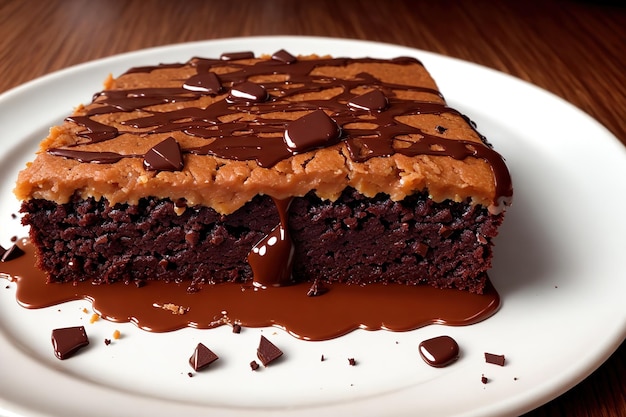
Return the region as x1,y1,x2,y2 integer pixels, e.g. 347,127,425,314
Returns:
1,239,499,341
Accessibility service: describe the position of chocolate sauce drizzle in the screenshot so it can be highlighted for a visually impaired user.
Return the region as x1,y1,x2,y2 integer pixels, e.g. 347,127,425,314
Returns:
46,51,513,288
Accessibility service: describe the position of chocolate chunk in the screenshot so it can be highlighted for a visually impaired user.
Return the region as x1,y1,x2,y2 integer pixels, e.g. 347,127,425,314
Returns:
348,358,357,366
51,326,89,360
257,335,283,366
183,72,223,94
306,280,328,297
481,374,488,384
250,360,260,371
1,244,25,262
484,352,506,366
418,335,459,367
348,89,388,112
272,49,297,64
189,343,219,371
220,51,255,61
284,110,341,154
232,323,242,333
227,81,268,104
143,137,183,171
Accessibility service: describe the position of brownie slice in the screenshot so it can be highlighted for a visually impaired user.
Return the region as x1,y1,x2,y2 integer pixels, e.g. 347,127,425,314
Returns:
15,51,512,294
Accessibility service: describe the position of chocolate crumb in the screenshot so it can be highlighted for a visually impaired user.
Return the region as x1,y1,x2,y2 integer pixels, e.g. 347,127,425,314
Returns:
250,360,260,371
484,352,506,366
481,374,488,384
232,323,242,334
10,236,17,242
320,354,325,362
11,213,17,219
104,338,111,345
187,372,193,378
51,326,89,360
435,125,448,134
257,335,283,366
348,358,356,366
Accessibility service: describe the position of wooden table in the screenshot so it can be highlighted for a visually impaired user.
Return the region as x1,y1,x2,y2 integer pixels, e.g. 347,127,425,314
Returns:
1,1,624,415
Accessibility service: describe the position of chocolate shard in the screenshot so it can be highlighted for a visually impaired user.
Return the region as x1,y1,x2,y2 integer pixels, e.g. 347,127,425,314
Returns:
183,72,223,94
306,280,328,297
189,343,219,371
257,335,283,366
348,89,388,112
484,352,506,366
1,244,25,262
418,335,459,367
284,110,341,154
272,49,297,64
220,51,255,61
51,326,89,360
143,137,183,171
227,81,268,104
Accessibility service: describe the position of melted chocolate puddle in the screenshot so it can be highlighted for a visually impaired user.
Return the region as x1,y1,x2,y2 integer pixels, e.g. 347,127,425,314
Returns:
1,239,499,341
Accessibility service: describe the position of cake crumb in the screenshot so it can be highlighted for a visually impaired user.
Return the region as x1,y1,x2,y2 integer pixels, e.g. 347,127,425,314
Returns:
81,307,89,314
157,303,189,315
89,313,100,324
112,330,121,340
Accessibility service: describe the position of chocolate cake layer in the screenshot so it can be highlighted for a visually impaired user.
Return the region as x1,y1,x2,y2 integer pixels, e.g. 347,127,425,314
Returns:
21,187,501,293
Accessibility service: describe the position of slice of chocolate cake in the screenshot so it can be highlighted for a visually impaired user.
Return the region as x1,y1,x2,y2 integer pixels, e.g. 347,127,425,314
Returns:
15,50,512,294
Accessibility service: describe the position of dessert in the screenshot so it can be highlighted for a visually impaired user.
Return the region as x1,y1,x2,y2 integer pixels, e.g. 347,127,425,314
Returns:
14,49,512,294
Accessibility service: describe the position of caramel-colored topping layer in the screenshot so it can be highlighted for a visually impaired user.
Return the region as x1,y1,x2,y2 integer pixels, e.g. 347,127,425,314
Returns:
15,52,512,214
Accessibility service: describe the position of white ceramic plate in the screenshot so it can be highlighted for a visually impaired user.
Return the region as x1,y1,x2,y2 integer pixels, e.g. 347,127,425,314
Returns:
1,36,625,417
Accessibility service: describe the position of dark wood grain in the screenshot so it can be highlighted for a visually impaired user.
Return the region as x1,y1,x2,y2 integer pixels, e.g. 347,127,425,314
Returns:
1,0,624,415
